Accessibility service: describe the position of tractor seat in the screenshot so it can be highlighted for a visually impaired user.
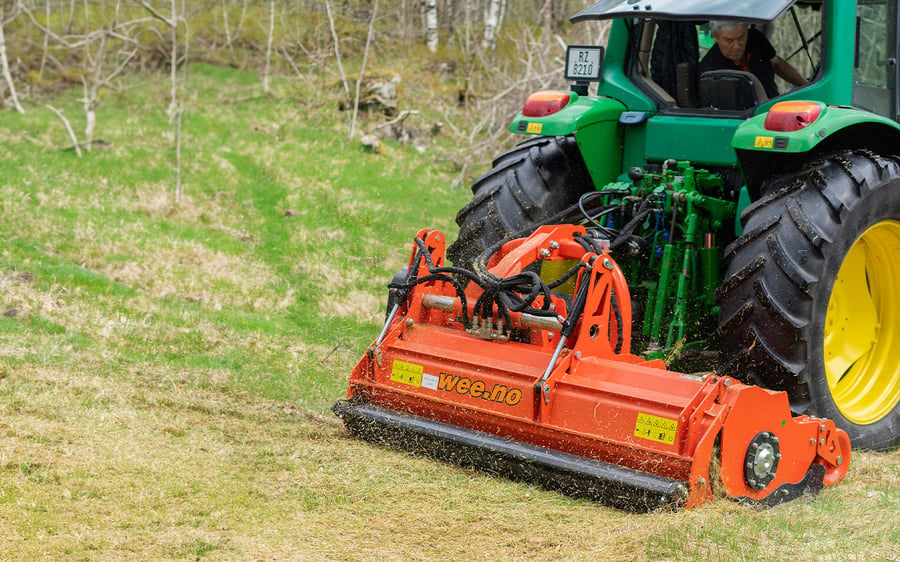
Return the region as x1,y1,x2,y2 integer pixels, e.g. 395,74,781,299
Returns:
698,70,768,110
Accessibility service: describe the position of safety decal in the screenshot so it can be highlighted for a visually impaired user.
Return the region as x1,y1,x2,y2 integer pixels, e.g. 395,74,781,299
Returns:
526,122,543,134
390,360,424,387
754,136,774,148
634,412,678,445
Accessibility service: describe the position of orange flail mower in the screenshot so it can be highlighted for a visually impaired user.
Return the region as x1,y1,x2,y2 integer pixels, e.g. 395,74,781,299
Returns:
333,225,850,510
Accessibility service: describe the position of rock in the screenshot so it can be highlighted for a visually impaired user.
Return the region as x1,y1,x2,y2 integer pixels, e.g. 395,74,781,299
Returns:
360,134,382,153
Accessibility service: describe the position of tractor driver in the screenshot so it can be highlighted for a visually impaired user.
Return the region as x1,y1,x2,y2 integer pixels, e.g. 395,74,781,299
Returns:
699,20,808,98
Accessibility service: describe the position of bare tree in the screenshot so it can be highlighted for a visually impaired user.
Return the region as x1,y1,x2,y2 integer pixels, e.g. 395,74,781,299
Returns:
138,0,184,121
0,5,24,114
349,0,378,140
22,1,151,148
138,0,187,202
79,2,143,150
540,0,553,45
325,0,350,109
482,0,505,52
38,0,50,79
222,0,248,64
263,0,275,94
424,0,438,53
169,0,186,205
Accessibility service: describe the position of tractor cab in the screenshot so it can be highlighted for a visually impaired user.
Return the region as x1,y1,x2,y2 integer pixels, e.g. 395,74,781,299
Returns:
513,0,900,196
573,0,825,115
575,0,898,120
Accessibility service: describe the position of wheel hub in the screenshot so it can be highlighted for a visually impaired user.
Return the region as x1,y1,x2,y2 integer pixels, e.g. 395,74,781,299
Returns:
824,220,900,425
744,431,781,490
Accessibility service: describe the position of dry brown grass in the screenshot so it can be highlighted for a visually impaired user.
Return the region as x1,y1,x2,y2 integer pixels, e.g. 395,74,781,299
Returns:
1,358,897,560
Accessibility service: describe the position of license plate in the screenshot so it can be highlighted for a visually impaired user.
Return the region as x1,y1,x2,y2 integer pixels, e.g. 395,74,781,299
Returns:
565,45,604,81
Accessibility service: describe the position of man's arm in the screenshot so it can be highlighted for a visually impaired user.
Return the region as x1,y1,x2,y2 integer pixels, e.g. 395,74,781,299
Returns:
771,56,808,87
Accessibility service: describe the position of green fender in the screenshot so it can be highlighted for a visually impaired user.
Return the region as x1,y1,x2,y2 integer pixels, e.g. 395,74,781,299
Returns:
733,103,900,153
509,93,627,189
732,103,900,199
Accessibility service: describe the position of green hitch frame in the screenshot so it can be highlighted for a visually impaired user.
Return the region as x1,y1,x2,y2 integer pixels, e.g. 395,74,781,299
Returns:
603,161,734,365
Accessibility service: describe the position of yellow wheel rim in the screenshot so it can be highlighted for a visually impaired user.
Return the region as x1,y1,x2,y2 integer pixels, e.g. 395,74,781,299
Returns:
824,220,900,424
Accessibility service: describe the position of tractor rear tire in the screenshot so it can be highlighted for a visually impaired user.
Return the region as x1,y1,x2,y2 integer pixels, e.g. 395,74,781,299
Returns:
716,151,900,450
447,135,595,270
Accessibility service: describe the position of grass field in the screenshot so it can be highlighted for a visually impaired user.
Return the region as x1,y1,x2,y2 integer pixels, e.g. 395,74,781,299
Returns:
0,63,898,560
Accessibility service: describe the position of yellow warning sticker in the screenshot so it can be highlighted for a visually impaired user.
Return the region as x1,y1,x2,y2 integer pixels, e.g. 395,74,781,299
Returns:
526,122,543,134
390,360,423,387
754,136,774,148
634,413,678,445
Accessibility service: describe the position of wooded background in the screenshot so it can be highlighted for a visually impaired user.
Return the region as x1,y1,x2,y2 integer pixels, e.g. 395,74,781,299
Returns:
0,1,605,113
0,0,609,187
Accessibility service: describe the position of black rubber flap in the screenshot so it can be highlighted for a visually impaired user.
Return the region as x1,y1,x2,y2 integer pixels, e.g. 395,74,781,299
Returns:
333,399,688,511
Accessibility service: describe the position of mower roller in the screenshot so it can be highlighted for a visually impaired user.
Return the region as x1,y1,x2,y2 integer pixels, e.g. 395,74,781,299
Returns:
333,225,850,510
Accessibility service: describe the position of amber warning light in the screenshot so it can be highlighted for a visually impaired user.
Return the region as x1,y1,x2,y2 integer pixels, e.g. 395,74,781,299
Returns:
764,101,823,132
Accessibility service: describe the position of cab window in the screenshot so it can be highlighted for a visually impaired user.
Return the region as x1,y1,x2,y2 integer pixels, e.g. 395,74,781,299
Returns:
631,5,823,112
853,0,897,118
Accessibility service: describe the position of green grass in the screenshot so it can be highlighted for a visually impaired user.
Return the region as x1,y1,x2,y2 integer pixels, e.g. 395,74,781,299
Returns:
0,62,470,415
0,63,897,560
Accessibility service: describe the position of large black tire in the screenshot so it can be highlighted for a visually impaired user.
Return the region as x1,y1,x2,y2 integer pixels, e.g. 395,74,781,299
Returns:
447,135,595,270
716,150,900,450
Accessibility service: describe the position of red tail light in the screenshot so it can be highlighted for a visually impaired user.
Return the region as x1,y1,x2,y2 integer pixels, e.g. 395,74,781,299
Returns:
522,91,572,117
764,101,823,132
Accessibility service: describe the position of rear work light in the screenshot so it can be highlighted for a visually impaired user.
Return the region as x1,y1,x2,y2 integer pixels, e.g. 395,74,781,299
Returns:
522,91,572,117
763,101,823,132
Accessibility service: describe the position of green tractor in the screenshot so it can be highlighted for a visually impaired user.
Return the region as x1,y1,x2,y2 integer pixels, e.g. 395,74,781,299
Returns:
446,0,900,450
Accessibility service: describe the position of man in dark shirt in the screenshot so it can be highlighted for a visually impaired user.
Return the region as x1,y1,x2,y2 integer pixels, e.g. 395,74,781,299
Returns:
699,21,807,98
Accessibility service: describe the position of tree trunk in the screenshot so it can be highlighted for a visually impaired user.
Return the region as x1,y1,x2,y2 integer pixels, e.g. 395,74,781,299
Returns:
540,0,552,44
482,0,501,52
263,0,275,94
168,0,178,122
39,0,50,79
445,0,454,40
324,0,350,109
0,10,25,114
349,0,378,140
424,0,438,53
47,105,81,156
